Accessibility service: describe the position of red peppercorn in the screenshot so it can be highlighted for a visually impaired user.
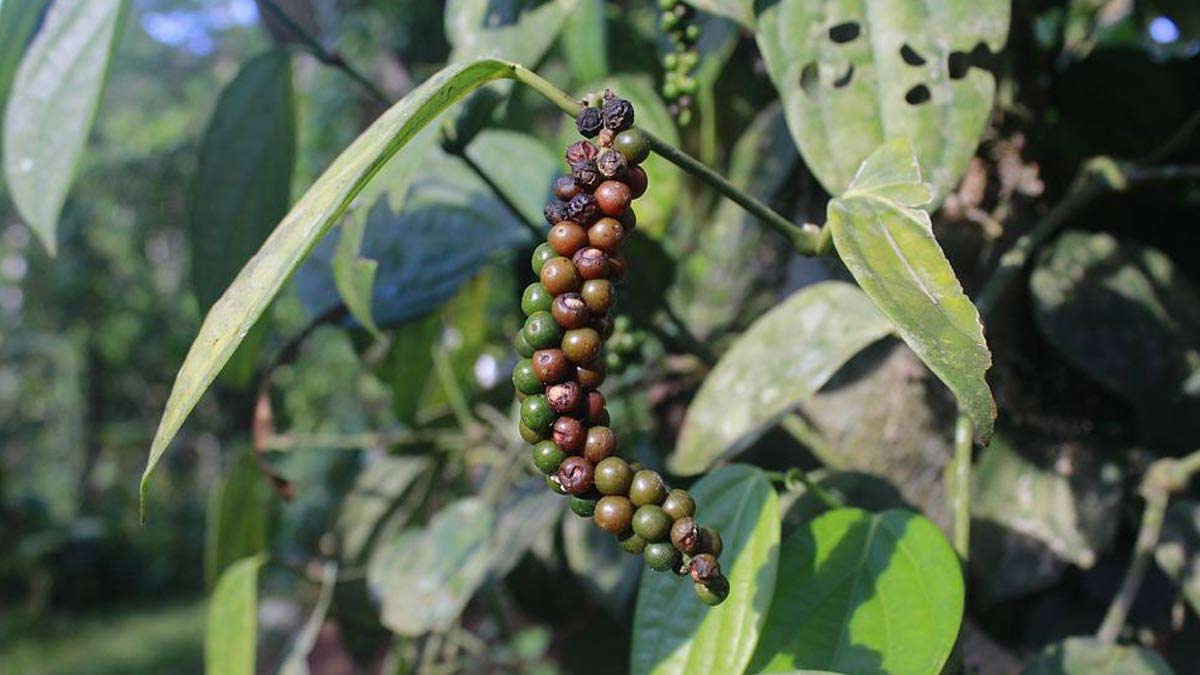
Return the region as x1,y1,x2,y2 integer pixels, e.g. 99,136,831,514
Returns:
552,416,586,454
532,349,571,383
587,218,625,253
551,293,591,329
548,221,588,257
585,391,607,424
625,166,648,199
547,380,583,414
556,456,595,495
554,175,581,202
540,257,581,295
572,247,611,281
594,180,632,216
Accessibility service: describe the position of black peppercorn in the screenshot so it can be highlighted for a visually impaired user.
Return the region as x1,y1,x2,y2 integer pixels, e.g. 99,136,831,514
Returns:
544,200,569,225
565,140,598,165
566,192,600,225
572,159,603,191
596,150,627,179
601,95,635,132
576,106,603,137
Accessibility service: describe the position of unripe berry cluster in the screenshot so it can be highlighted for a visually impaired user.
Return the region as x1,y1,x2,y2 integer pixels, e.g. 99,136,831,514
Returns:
658,0,700,126
513,92,729,606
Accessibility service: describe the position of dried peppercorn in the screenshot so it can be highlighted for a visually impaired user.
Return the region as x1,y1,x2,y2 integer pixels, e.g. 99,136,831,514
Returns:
544,201,569,226
601,92,635,132
597,150,627,179
565,139,598,164
572,159,603,190
554,175,581,202
546,380,583,414
576,106,604,137
689,553,721,584
566,192,600,225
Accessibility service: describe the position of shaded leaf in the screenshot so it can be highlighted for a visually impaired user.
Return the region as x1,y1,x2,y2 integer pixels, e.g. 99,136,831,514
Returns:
1030,231,1200,446
368,497,494,636
561,0,609,84
1156,499,1200,618
563,510,641,617
332,210,380,337
1022,637,1174,675
779,470,910,534
205,451,271,589
140,59,523,518
631,465,780,675
560,76,680,238
755,0,1009,204
970,430,1122,604
827,139,994,442
489,479,567,580
3,0,127,254
446,0,577,63
670,281,893,475
0,0,48,160
206,554,266,675
333,454,431,564
748,509,962,675
279,560,338,675
379,314,442,427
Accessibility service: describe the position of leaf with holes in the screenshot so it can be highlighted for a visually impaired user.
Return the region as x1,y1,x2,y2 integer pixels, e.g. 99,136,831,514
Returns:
138,59,524,519
748,509,963,675
1022,637,1174,675
827,139,994,442
206,554,266,675
631,465,780,675
3,0,128,254
755,0,1009,204
670,281,893,475
368,497,494,636
1156,499,1200,618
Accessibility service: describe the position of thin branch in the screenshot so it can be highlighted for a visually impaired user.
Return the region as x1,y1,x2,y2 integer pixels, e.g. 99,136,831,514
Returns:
949,415,973,560
257,0,389,106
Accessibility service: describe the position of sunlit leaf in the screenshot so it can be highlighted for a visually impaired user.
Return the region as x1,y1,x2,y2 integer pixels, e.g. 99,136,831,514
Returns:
1022,637,1174,675
206,554,266,675
748,509,962,675
140,58,524,518
827,139,994,442
755,0,1009,204
631,465,780,675
670,281,893,475
3,0,128,254
204,451,271,590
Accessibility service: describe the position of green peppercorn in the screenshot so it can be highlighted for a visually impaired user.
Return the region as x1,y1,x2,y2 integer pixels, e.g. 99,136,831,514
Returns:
662,52,678,69
580,279,615,314
594,456,633,495
606,350,624,372
532,242,557,274
670,517,702,555
532,348,571,384
569,493,598,518
520,421,546,444
552,415,586,454
523,311,564,350
522,283,553,316
540,257,582,296
677,77,697,96
676,108,692,127
532,440,567,475
694,576,729,606
514,331,535,358
520,395,556,434
701,527,723,558
662,81,680,100
662,489,696,520
644,542,681,572
551,293,591,329
548,221,588,257
614,128,651,164
629,469,669,507
619,530,647,554
583,426,616,463
546,474,568,495
576,360,606,390
632,504,673,542
684,24,701,42
562,328,602,364
512,359,542,395
661,11,679,30
594,495,635,533
658,0,676,10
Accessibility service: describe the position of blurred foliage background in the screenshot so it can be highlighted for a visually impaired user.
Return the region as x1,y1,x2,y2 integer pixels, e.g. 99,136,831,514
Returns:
0,0,1199,673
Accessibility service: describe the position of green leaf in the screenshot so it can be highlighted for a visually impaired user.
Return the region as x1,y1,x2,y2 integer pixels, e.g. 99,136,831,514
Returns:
333,454,431,564
446,0,578,64
379,314,442,426
631,465,780,675
279,560,338,675
970,430,1122,604
1030,231,1200,446
0,0,48,160
754,0,1009,204
560,76,680,238
204,451,271,590
561,0,609,83
1022,637,1174,675
748,508,963,675
1156,499,1200,618
779,470,909,535
368,497,494,636
670,281,893,475
489,479,567,580
2,0,128,254
206,554,266,675
827,139,994,442
139,58,522,519
331,209,381,336
189,49,295,311
689,0,755,28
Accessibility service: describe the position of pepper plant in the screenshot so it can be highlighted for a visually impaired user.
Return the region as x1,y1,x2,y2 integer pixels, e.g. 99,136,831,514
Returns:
3,0,1200,673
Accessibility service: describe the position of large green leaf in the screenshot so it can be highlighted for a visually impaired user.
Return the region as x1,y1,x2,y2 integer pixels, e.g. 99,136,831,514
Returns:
1022,637,1174,675
1030,231,1200,446
631,465,780,675
755,0,1009,204
368,497,495,636
333,454,431,564
748,508,963,675
446,0,577,63
561,0,609,84
0,0,47,159
206,554,266,675
559,76,680,238
189,49,295,310
139,59,523,518
204,451,271,590
1156,499,1200,618
489,479,567,580
670,281,893,475
827,139,994,441
970,430,1122,604
2,0,128,254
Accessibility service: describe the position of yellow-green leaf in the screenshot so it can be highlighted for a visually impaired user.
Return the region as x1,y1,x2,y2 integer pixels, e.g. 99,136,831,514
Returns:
0,0,48,160
206,554,266,675
827,139,994,441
